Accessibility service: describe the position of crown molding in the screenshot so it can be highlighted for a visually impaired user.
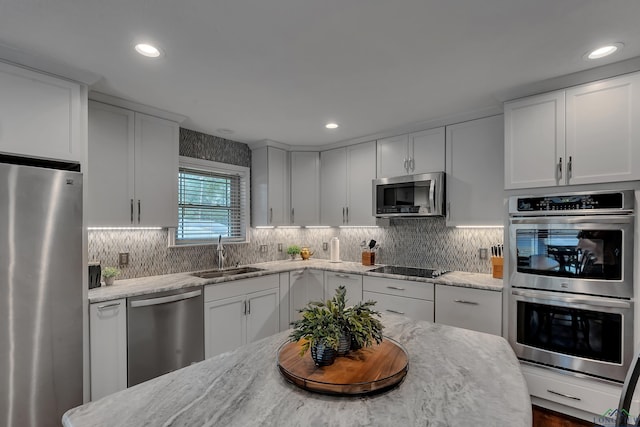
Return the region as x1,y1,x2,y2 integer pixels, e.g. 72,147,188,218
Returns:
89,91,187,123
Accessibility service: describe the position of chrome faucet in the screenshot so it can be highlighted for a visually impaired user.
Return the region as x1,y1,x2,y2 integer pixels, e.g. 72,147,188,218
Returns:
217,235,225,270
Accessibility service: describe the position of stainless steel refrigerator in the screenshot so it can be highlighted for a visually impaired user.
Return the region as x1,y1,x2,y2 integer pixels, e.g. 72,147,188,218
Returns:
0,157,83,427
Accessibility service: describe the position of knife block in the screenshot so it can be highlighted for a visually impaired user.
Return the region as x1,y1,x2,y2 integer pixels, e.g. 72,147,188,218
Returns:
362,251,375,266
491,257,503,279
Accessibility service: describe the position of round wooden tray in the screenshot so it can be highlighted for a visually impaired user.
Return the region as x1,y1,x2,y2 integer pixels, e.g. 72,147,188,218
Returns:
277,338,408,395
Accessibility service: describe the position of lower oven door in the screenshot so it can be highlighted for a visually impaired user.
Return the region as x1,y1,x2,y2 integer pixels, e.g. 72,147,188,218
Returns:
509,288,633,382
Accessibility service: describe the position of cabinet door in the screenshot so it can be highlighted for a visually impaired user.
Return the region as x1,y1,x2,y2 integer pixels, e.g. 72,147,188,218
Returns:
363,291,434,322
566,73,640,185
246,288,280,344
325,272,363,303
0,62,83,162
89,299,127,400
376,134,409,178
290,151,320,225
446,115,504,226
320,148,347,225
290,269,324,322
347,141,377,225
434,285,502,335
504,91,565,189
204,295,246,358
87,101,135,226
409,127,445,175
265,147,289,226
134,113,179,227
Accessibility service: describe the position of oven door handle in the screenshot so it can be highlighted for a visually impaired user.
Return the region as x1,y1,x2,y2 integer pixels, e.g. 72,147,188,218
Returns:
512,289,631,309
510,215,633,225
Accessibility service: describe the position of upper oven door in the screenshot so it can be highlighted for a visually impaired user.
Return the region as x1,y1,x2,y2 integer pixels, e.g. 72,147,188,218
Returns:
509,215,633,298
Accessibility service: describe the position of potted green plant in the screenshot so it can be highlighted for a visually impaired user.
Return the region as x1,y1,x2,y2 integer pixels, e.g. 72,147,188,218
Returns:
345,299,384,351
286,245,301,260
289,286,384,365
289,302,342,366
102,267,120,286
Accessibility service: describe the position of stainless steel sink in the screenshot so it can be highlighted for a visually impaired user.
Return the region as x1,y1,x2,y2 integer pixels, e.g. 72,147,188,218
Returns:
191,266,265,279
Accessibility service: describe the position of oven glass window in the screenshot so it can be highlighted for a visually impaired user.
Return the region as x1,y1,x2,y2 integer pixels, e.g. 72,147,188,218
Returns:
517,301,622,364
515,229,622,279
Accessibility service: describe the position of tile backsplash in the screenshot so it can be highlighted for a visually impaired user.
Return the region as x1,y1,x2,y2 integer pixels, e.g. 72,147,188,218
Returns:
88,127,504,279
89,219,503,280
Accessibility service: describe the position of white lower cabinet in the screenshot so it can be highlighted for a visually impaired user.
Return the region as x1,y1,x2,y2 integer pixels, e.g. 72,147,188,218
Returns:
363,276,434,322
204,275,280,359
289,269,324,322
89,299,127,400
434,285,502,335
324,271,363,303
522,363,640,421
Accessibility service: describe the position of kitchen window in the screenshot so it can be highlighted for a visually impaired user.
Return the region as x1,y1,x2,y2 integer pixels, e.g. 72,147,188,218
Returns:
169,157,249,245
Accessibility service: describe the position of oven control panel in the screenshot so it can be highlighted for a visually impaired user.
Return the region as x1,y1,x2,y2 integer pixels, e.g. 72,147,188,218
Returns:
510,191,632,214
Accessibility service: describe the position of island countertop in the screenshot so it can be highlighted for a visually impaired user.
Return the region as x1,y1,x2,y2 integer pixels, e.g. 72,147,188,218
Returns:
63,313,531,427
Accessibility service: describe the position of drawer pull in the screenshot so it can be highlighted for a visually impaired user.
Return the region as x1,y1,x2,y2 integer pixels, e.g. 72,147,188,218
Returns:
97,302,121,310
336,274,350,278
454,299,479,305
385,309,405,315
546,389,581,401
387,286,405,291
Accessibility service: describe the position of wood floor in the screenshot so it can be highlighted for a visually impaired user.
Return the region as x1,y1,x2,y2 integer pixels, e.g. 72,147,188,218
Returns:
532,406,599,427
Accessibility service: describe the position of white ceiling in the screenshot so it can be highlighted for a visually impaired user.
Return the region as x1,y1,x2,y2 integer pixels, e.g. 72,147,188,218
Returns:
1,0,640,147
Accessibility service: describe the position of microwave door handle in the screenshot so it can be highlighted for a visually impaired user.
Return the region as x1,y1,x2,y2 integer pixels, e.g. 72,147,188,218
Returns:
429,179,436,213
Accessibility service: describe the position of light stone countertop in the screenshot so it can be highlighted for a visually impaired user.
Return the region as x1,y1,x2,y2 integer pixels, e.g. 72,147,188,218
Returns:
63,313,530,427
88,259,503,303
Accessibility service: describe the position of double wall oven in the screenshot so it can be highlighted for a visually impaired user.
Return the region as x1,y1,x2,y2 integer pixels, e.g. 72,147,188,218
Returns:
508,190,634,382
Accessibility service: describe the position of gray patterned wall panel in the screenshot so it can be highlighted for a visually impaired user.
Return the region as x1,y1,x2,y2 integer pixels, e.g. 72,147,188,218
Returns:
89,219,503,279
179,128,251,167
89,129,504,279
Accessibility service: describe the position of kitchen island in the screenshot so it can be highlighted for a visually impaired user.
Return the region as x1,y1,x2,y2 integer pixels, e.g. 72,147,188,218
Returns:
64,313,530,426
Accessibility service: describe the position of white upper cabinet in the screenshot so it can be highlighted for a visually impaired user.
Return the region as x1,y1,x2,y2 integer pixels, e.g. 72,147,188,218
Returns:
504,91,565,189
0,61,83,162
505,71,640,189
446,115,504,227
290,151,320,225
377,127,445,178
320,147,348,225
251,146,289,226
320,141,376,226
87,101,179,227
346,141,377,225
565,73,640,184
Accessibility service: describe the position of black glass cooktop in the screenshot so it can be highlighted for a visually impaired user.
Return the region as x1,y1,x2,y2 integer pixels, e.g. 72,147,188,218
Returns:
368,266,448,278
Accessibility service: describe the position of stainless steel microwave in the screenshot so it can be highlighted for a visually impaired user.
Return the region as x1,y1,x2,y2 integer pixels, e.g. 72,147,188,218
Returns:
372,172,445,217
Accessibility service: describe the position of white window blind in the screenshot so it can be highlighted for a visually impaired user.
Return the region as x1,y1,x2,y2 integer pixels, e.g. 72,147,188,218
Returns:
174,161,248,244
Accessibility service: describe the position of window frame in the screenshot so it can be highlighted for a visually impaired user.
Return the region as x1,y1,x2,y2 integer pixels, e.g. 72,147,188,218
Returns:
168,156,250,246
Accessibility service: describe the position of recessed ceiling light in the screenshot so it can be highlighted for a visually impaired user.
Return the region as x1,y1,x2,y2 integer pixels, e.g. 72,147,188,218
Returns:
585,43,623,60
134,43,162,58
216,128,234,135
325,123,339,129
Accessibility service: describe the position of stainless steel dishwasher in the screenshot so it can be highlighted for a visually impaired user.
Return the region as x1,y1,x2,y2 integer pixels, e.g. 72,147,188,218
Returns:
127,286,204,387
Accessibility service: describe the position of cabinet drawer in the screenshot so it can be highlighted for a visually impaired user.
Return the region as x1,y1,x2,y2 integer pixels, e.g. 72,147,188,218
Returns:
204,274,279,302
325,272,363,302
363,291,434,322
434,285,502,335
522,364,637,418
363,276,433,301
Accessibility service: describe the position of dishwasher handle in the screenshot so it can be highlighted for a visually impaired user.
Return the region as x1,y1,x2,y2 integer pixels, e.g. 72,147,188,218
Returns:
130,289,202,308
